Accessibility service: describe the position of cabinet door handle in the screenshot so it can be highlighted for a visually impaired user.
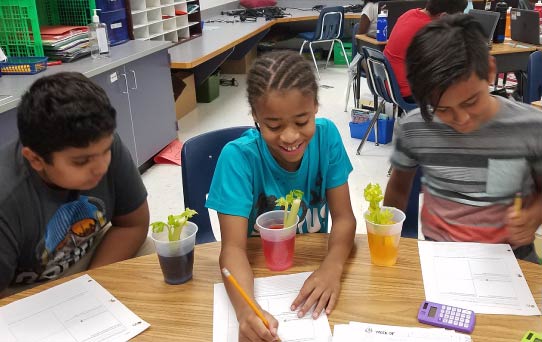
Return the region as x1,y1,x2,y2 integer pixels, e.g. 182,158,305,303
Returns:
129,70,138,90
120,73,129,94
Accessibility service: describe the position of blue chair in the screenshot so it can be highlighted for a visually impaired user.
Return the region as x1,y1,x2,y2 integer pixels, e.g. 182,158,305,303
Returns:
524,50,542,104
356,46,417,155
181,126,253,244
298,6,348,79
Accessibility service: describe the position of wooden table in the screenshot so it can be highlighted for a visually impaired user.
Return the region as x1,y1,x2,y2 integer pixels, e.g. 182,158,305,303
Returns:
533,100,542,109
1,234,540,341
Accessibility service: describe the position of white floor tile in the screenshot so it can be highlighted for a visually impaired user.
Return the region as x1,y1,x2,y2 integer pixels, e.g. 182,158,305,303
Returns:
141,63,392,236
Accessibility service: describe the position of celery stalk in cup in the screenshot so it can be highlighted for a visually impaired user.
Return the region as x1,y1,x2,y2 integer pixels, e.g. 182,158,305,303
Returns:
151,208,197,241
363,183,394,224
275,190,304,228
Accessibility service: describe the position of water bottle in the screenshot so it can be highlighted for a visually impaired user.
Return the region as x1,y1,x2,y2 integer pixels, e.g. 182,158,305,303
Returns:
484,0,492,11
376,10,388,42
464,0,473,13
505,7,511,38
492,1,507,44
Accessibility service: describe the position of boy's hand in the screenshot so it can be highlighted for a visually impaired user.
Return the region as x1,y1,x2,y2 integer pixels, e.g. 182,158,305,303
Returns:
506,199,542,248
238,307,279,342
290,263,342,319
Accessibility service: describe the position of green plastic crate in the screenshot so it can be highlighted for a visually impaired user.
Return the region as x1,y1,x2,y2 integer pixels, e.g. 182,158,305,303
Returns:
0,0,96,58
196,71,220,103
0,0,44,57
333,41,353,65
36,0,96,26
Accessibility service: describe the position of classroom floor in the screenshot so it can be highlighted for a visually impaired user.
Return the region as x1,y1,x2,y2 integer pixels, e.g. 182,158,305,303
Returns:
141,62,394,238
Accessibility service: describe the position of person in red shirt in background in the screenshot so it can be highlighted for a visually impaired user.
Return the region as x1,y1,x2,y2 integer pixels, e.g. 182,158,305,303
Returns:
384,0,467,101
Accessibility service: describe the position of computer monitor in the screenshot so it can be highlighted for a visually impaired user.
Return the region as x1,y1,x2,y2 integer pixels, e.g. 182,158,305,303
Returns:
378,0,428,39
511,8,541,45
468,9,500,45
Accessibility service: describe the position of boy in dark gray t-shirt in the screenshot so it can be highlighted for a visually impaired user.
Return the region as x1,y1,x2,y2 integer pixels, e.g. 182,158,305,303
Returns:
0,72,150,296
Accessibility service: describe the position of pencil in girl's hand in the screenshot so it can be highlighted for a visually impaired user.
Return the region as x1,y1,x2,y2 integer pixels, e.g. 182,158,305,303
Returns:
514,192,522,216
221,268,269,328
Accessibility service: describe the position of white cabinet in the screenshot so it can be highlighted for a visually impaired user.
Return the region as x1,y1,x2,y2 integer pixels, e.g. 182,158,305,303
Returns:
130,0,202,42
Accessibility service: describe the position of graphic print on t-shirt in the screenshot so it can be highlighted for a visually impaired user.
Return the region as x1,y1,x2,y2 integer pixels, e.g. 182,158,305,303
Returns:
14,195,107,285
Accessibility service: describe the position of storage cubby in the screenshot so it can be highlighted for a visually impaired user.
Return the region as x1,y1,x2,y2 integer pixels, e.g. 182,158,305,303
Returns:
129,0,201,42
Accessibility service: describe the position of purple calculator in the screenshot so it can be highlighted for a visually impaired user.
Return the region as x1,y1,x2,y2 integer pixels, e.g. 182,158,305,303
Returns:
417,301,475,334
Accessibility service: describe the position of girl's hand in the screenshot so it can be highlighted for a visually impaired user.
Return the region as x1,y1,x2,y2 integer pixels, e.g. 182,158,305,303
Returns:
238,308,280,342
506,201,541,248
290,263,342,319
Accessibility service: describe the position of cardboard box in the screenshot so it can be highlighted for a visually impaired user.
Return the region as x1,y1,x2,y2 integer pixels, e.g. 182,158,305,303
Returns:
171,71,197,120
220,46,257,74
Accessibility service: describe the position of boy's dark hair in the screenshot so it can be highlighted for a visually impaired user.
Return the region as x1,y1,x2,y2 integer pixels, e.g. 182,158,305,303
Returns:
246,50,318,113
17,72,116,163
426,0,467,15
406,14,489,121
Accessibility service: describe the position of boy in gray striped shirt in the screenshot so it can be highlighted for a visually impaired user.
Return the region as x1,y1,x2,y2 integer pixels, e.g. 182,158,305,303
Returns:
383,14,541,263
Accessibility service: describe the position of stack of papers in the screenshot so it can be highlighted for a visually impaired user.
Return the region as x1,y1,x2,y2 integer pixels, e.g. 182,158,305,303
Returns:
333,322,472,342
213,272,332,342
418,241,541,315
0,275,149,342
41,26,90,62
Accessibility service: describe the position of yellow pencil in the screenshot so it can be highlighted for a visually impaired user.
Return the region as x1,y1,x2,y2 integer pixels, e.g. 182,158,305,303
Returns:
514,192,522,216
221,267,270,328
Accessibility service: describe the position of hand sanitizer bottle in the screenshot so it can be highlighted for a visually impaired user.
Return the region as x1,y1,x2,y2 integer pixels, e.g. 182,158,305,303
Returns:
89,9,110,59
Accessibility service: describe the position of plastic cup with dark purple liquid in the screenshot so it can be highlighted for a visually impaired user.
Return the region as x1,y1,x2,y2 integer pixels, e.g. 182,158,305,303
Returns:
151,222,198,284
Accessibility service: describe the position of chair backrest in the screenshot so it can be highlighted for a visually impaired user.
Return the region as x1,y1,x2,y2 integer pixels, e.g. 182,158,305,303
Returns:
362,46,417,111
351,22,360,56
314,6,345,41
181,126,253,244
525,50,542,104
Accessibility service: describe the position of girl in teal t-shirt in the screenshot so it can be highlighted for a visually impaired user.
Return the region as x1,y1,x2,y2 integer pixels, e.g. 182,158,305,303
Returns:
206,51,356,342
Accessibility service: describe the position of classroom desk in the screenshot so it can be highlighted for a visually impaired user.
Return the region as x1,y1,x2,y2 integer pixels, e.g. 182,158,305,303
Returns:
353,35,537,108
355,33,387,53
355,35,537,72
533,100,542,109
169,9,360,69
1,234,540,341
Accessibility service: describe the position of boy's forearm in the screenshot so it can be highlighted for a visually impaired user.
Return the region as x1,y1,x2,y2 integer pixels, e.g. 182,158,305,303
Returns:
89,223,148,269
219,246,257,317
383,169,416,212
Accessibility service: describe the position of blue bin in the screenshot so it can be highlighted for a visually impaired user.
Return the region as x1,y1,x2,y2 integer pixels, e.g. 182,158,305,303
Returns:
98,8,129,46
349,118,395,144
95,0,125,11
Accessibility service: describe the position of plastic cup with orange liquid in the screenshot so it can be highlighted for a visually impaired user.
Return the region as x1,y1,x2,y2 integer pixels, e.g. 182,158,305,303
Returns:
364,206,406,266
256,210,299,271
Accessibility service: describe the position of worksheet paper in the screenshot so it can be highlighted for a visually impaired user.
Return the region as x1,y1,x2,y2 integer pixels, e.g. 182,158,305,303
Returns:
213,272,332,342
0,274,149,342
333,322,472,342
418,241,540,315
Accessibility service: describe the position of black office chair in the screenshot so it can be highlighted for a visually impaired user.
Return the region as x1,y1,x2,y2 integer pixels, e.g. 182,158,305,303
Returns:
298,6,348,79
181,126,253,244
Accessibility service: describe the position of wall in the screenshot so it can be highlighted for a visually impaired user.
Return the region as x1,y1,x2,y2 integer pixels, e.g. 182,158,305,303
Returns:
200,0,238,10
